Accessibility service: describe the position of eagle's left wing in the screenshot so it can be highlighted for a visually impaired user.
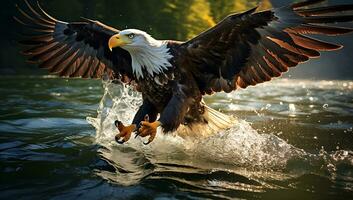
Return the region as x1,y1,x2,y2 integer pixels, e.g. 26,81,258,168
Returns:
179,0,353,94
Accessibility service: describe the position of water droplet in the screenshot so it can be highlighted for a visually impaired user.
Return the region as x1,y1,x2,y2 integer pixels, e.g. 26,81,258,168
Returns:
228,103,237,110
50,92,61,97
289,104,296,112
327,163,336,173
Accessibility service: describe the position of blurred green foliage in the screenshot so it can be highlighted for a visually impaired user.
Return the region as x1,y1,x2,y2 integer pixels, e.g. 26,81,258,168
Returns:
43,0,271,40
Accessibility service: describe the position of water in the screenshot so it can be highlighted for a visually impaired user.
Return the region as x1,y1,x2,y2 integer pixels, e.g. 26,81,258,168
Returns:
0,76,353,200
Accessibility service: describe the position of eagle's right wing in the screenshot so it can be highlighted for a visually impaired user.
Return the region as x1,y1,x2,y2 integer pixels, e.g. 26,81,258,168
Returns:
15,0,132,80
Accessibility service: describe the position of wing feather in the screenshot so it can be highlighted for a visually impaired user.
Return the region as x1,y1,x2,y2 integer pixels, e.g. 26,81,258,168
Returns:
180,0,353,93
16,0,132,79
287,33,342,51
297,5,353,16
291,24,353,36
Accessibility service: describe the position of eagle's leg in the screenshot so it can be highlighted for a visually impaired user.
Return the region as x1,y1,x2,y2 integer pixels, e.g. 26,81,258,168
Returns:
115,100,157,144
138,93,194,145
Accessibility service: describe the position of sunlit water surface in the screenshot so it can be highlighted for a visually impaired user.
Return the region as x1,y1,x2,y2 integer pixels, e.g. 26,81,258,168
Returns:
0,76,353,200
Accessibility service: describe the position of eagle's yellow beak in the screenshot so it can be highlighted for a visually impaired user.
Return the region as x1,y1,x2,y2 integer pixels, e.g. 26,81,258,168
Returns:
108,34,129,51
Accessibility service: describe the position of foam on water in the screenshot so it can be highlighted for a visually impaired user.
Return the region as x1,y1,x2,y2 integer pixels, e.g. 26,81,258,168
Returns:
87,80,353,185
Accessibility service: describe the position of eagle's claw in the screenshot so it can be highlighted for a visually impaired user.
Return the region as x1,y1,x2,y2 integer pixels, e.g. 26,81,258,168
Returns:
138,119,161,145
115,137,126,144
114,120,136,144
134,115,150,139
134,133,140,139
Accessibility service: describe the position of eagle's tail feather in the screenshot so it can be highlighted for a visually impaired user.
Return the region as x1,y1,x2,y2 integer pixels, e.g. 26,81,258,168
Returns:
176,106,237,138
203,105,237,131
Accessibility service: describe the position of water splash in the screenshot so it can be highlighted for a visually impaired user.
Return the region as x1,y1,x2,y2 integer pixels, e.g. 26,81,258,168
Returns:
87,81,141,143
87,80,353,187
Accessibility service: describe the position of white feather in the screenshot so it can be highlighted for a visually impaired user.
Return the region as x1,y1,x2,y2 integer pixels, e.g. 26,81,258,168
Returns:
119,29,173,79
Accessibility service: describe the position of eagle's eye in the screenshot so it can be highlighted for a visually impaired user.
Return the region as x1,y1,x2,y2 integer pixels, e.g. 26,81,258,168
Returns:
128,33,135,39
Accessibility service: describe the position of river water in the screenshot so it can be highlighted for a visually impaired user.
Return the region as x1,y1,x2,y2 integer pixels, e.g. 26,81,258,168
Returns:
0,76,352,199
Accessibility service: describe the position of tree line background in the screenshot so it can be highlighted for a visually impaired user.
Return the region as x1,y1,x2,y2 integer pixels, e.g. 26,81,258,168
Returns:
1,0,353,79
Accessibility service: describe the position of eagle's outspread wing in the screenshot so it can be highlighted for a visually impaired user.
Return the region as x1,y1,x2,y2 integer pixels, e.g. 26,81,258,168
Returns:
15,0,132,80
180,0,353,94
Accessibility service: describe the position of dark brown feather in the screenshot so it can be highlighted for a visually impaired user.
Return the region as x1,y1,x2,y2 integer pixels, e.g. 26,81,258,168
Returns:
24,0,56,25
290,24,353,36
287,33,342,51
16,0,132,80
304,15,353,23
48,48,80,73
15,4,54,28
297,5,353,16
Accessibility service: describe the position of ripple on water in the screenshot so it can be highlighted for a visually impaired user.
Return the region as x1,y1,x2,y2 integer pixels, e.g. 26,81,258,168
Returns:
2,77,353,199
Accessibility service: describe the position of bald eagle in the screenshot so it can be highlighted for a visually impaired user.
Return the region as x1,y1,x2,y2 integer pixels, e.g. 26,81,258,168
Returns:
16,0,353,144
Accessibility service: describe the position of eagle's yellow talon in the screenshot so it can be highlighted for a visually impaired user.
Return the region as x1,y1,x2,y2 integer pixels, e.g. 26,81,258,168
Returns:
138,120,161,145
114,120,136,144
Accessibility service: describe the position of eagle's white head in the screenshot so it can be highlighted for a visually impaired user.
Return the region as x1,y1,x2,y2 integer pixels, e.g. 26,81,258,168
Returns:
108,29,173,79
